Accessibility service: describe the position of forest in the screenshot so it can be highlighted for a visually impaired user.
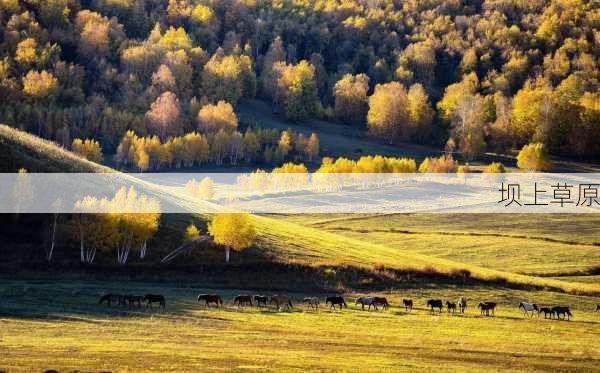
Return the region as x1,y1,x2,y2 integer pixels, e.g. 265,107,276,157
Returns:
0,0,598,164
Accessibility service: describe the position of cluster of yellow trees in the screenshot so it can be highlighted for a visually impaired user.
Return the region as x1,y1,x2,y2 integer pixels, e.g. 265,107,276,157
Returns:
112,127,320,171
185,177,215,200
317,156,417,173
72,138,103,163
74,187,160,264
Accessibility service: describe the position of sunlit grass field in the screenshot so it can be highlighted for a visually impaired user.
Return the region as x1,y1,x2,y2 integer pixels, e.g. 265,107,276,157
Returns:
2,280,599,372
273,214,600,278
249,215,600,295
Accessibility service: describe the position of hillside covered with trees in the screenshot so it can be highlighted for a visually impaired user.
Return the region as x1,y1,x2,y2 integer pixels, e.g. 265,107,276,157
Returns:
0,0,598,164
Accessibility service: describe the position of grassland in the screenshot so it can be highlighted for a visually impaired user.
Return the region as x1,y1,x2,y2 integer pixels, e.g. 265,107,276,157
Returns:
273,214,600,278
2,280,600,372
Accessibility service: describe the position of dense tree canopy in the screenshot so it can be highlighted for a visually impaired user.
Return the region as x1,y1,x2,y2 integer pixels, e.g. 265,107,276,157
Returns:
0,0,597,159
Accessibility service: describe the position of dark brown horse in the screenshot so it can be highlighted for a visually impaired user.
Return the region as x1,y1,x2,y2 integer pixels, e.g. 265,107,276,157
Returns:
233,295,253,307
197,294,223,307
446,301,457,314
373,297,389,310
551,306,572,320
596,305,600,312
402,299,413,311
326,296,347,310
99,293,125,307
478,302,496,316
144,294,166,308
538,307,553,319
254,295,268,308
124,295,144,307
427,299,443,313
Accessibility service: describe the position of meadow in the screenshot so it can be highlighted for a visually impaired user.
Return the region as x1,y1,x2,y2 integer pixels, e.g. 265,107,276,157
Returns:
1,280,600,372
274,214,600,278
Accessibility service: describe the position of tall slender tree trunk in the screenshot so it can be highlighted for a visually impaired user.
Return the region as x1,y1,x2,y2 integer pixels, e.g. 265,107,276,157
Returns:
139,241,147,259
46,213,57,262
225,246,230,263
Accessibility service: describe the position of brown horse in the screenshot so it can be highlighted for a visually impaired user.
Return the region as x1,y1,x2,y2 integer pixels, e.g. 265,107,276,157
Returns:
99,293,125,307
402,299,413,311
478,302,496,316
197,294,223,307
373,297,389,310
446,301,457,314
233,295,253,307
144,294,165,308
270,295,293,310
596,305,600,312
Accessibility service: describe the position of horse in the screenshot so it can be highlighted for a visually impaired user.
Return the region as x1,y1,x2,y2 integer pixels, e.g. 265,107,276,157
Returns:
233,295,253,307
303,297,320,310
519,302,539,318
427,299,443,313
446,301,457,314
99,293,125,307
270,294,293,311
551,306,572,321
458,297,467,313
402,299,413,311
355,296,375,311
595,305,600,312
124,295,144,307
478,302,496,316
538,307,553,319
326,296,347,310
254,295,268,308
144,294,165,308
373,297,389,311
197,294,223,307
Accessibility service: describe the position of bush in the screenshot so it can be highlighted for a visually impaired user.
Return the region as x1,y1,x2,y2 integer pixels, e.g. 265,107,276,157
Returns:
483,162,505,173
517,143,552,171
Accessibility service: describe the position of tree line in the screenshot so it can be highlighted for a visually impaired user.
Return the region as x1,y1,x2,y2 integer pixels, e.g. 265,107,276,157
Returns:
71,126,319,171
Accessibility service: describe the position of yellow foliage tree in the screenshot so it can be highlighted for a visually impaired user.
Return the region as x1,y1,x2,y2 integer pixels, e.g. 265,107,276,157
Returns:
208,213,256,263
72,138,103,162
517,143,552,172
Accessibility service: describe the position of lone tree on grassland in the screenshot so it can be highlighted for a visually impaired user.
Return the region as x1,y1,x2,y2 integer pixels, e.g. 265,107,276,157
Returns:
208,213,256,263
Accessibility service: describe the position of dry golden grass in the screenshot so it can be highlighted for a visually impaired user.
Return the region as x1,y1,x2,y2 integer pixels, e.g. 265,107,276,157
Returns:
2,280,599,372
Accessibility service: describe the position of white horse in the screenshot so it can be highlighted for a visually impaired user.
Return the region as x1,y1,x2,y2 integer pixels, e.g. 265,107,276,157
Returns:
519,302,539,317
458,297,467,313
355,296,375,311
303,297,320,310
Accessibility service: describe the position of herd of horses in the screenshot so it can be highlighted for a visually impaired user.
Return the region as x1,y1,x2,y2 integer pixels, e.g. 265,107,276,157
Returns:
99,293,599,320
99,293,165,308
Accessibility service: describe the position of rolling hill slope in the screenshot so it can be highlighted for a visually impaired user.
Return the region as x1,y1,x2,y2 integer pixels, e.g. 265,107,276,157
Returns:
1,124,599,296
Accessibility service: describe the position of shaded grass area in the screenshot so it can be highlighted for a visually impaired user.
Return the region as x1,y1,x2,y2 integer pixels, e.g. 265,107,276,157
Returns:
0,124,109,173
1,280,600,372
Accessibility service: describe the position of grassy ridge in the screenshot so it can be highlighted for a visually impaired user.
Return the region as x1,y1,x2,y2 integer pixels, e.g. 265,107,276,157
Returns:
274,214,600,277
252,215,600,295
2,280,600,372
1,124,599,296
0,124,110,173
